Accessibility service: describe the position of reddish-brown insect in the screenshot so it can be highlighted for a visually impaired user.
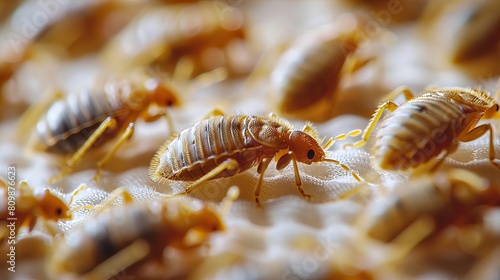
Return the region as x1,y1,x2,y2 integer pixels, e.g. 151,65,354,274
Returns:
150,113,363,205
268,14,373,122
23,73,180,182
46,186,238,279
0,179,82,242
100,1,250,78
420,0,500,77
358,169,500,243
348,86,500,172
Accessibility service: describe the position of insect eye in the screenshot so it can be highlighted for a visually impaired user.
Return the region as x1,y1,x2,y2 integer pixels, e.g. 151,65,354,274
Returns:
56,208,62,216
167,99,174,106
307,149,315,159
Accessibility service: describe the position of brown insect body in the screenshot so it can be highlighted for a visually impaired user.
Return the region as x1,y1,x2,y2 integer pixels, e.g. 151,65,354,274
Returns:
360,169,500,243
0,180,71,242
451,0,500,63
101,2,247,77
34,77,179,153
35,88,128,154
27,74,180,182
270,17,367,122
354,87,499,172
47,197,224,278
151,115,325,182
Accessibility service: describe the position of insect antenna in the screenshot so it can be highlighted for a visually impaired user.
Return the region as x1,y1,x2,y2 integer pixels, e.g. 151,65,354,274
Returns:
322,158,364,182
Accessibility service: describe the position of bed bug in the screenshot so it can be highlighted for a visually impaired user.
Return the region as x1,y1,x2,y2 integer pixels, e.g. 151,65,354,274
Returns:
99,1,250,78
419,0,500,77
358,169,500,243
0,179,83,242
24,73,180,182
149,113,363,205
268,14,374,122
347,86,500,172
46,186,239,280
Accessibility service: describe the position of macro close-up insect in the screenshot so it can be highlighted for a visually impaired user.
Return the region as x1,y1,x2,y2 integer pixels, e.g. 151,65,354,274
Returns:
347,86,500,172
358,169,500,243
46,186,238,280
2,1,500,279
0,179,80,243
150,113,363,205
419,0,500,78
268,14,374,122
21,73,181,182
100,1,250,78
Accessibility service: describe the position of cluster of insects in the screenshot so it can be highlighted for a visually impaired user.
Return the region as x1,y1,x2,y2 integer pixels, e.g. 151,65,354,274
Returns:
1,0,499,279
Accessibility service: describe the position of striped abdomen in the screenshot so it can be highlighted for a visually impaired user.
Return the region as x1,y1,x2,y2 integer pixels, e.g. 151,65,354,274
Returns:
48,200,223,277
35,89,127,154
373,94,473,170
363,176,449,242
271,35,355,114
151,115,287,182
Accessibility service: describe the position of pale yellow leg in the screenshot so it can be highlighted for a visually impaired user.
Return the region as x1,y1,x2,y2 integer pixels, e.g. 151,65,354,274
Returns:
173,55,195,85
255,157,272,206
379,86,415,104
340,54,374,76
388,216,435,263
49,117,117,183
94,122,135,182
73,187,134,217
190,67,228,91
220,186,240,218
182,158,239,195
143,107,175,134
460,124,500,169
345,101,399,149
291,154,313,200
81,239,150,280
201,107,226,120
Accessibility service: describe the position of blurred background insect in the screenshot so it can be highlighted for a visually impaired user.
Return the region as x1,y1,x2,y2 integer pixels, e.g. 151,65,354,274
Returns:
265,13,377,122
46,186,239,280
419,0,500,78
99,1,254,80
357,169,500,243
0,179,81,243
150,112,363,205
347,86,500,173
19,71,181,182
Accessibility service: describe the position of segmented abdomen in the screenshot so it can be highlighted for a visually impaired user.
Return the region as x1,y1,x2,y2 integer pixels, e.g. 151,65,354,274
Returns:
271,37,353,113
373,95,468,170
364,177,447,242
35,89,126,154
151,115,277,182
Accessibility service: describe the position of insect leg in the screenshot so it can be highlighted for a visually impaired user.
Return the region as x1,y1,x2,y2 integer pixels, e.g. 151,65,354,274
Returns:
49,117,118,183
255,157,272,206
143,106,175,134
340,54,374,77
378,86,415,104
81,239,150,280
94,122,136,182
201,107,227,120
460,123,500,169
290,153,313,201
345,101,399,149
182,158,240,195
93,187,135,216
